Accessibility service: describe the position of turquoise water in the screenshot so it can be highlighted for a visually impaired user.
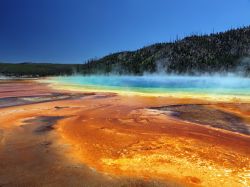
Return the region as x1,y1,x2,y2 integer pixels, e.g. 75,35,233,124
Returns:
48,75,250,98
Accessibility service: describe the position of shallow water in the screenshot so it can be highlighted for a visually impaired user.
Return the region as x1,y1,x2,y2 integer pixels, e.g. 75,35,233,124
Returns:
47,75,250,100
1,79,250,186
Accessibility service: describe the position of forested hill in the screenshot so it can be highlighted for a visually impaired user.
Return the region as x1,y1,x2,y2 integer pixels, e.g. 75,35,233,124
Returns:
82,26,250,76
1,26,250,77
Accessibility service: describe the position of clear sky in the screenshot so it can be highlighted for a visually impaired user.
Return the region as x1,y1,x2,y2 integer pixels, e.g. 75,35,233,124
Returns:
0,0,250,64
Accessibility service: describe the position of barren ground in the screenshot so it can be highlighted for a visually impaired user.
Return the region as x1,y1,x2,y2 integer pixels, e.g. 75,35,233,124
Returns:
0,80,249,187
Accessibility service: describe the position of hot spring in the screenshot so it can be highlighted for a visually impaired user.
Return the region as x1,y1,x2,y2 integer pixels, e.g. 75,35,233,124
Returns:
45,75,250,101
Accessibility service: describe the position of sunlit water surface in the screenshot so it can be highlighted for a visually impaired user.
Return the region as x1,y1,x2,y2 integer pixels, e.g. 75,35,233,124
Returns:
46,75,250,101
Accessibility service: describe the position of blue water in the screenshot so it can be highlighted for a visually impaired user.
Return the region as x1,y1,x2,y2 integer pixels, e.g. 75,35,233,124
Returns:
50,75,250,97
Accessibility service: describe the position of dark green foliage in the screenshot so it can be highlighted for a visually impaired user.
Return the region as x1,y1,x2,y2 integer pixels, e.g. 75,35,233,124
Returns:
1,26,250,77
83,26,250,75
0,63,83,77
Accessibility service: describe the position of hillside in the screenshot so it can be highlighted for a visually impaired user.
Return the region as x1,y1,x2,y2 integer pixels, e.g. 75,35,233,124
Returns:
82,26,250,76
1,26,250,77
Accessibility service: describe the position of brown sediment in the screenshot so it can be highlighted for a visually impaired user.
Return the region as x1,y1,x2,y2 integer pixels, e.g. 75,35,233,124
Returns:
22,116,66,134
0,80,181,187
0,79,250,186
0,91,92,108
56,96,250,187
153,104,250,135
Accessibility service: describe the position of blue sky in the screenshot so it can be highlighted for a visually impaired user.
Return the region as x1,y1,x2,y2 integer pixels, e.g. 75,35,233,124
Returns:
0,0,250,64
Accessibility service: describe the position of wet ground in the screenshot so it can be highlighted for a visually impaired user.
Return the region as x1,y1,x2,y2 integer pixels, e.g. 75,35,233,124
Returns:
0,79,250,187
0,80,180,187
153,104,250,135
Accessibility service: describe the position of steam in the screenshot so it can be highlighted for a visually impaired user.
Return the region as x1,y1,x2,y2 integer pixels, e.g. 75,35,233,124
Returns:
155,58,171,74
0,75,7,80
237,57,250,76
52,74,250,97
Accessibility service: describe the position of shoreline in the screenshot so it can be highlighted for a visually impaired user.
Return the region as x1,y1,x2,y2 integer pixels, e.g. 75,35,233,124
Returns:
0,79,249,186
40,75,250,103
